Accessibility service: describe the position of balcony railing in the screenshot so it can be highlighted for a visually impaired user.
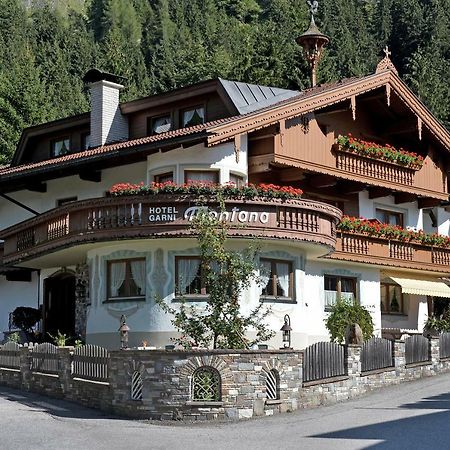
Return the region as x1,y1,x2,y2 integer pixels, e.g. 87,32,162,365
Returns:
334,145,417,186
329,231,450,273
0,195,342,266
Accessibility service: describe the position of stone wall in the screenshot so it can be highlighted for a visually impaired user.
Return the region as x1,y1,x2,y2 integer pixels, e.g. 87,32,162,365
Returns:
1,339,450,421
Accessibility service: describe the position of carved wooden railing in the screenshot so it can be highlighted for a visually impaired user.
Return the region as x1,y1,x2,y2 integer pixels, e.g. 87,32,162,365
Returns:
331,231,450,272
334,146,418,186
0,195,342,264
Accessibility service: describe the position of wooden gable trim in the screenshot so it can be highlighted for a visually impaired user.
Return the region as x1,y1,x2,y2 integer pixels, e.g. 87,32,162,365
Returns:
206,70,450,154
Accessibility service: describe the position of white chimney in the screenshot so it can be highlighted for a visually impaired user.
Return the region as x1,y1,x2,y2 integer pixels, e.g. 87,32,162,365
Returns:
83,69,129,147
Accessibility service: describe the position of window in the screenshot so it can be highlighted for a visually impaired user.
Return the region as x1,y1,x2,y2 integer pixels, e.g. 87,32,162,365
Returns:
192,366,221,401
82,133,91,150
131,371,143,401
57,197,77,207
182,107,205,128
380,282,404,314
260,259,293,300
149,115,172,135
376,208,404,227
229,173,245,187
175,256,206,297
52,137,70,157
107,258,146,301
154,172,174,184
184,170,219,184
324,275,356,310
265,369,280,400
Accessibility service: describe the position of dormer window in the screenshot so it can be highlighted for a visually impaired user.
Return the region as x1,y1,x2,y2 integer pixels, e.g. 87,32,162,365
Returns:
182,107,205,128
151,115,172,134
52,137,70,157
82,133,91,150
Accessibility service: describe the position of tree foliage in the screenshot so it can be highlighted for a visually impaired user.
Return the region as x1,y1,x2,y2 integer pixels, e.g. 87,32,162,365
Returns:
158,196,274,349
0,0,449,162
325,298,374,344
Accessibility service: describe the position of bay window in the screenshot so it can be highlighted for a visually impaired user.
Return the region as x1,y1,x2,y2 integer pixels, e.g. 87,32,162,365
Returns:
184,170,219,184
175,256,206,297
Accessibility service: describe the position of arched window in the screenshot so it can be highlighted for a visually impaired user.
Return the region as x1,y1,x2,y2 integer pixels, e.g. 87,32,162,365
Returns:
265,369,280,400
192,366,221,401
131,371,143,401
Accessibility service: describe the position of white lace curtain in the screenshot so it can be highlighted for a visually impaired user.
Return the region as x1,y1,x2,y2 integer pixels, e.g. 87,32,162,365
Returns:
183,107,204,127
177,258,201,294
260,260,272,293
110,262,126,297
276,262,290,297
130,260,146,295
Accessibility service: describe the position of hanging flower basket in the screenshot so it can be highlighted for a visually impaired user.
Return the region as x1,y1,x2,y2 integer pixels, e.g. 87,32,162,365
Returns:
335,134,424,170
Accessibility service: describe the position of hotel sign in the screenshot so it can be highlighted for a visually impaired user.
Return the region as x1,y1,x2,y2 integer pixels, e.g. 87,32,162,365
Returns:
148,205,270,224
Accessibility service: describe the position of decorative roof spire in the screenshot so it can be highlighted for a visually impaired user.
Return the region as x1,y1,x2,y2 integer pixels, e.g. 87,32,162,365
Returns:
376,46,398,75
296,1,330,88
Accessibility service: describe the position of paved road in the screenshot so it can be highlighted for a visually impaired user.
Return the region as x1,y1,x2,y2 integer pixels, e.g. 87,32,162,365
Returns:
2,375,450,450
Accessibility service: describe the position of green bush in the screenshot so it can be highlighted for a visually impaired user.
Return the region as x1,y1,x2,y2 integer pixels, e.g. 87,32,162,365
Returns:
325,298,374,344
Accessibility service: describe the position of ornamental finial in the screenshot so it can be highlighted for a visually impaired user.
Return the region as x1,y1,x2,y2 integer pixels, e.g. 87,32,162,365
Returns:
376,45,398,75
307,0,319,16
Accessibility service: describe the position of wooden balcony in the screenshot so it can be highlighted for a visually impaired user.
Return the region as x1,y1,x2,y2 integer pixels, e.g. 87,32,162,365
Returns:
327,231,450,273
334,146,418,186
0,195,342,267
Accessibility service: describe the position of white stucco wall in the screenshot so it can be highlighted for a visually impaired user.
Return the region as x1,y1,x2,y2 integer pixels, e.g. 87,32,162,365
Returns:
0,272,40,341
147,139,248,184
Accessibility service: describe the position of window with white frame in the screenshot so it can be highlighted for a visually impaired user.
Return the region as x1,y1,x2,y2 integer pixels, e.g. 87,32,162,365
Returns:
324,275,356,310
229,173,245,187
260,258,293,301
107,258,146,301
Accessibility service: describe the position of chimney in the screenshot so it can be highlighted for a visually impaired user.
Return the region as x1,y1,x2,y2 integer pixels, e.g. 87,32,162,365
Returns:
83,69,129,147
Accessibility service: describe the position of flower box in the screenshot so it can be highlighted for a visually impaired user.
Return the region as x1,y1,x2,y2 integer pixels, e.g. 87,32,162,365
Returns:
335,135,424,170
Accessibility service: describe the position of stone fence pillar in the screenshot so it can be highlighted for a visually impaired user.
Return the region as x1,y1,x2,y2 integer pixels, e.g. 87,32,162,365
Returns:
430,337,440,370
346,345,361,381
57,348,73,395
20,347,31,390
394,340,405,378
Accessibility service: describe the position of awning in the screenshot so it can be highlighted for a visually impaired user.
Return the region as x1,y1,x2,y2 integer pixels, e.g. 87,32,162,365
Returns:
389,276,450,298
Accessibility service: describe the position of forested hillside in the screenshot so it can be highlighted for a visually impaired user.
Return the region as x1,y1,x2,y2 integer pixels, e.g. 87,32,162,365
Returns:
0,0,449,164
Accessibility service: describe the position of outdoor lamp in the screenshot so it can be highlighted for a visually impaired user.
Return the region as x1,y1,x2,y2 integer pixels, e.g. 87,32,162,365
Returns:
119,314,130,350
280,314,292,349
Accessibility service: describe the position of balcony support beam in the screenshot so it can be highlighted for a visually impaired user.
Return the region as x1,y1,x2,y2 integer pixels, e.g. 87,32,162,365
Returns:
79,171,102,183
394,193,417,204
309,174,337,188
368,187,391,199
338,181,365,195
418,197,441,209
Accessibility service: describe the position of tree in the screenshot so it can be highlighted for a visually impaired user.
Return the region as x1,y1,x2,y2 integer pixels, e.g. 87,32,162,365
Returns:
159,197,274,349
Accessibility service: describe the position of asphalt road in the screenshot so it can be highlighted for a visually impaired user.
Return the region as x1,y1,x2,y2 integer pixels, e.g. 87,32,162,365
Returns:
2,375,450,450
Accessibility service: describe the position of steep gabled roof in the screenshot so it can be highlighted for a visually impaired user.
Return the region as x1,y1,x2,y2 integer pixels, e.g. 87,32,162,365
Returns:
218,78,299,114
207,69,450,153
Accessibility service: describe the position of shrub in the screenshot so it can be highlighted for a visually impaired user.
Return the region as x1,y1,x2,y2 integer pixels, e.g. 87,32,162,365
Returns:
325,298,374,344
12,307,41,332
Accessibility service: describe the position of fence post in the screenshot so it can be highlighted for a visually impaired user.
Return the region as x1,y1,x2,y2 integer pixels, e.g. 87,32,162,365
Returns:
19,347,31,390
430,337,440,371
57,347,73,395
394,340,406,378
346,345,361,380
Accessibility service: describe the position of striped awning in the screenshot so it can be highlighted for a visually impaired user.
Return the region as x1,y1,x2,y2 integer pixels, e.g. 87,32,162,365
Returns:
389,276,450,298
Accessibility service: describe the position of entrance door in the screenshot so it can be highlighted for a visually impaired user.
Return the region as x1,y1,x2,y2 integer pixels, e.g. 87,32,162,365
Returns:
43,273,76,339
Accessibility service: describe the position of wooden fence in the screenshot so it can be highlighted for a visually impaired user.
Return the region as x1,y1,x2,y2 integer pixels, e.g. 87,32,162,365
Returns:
303,342,346,383
405,335,430,365
0,342,21,369
72,345,109,381
439,333,450,359
361,337,394,373
31,343,59,374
